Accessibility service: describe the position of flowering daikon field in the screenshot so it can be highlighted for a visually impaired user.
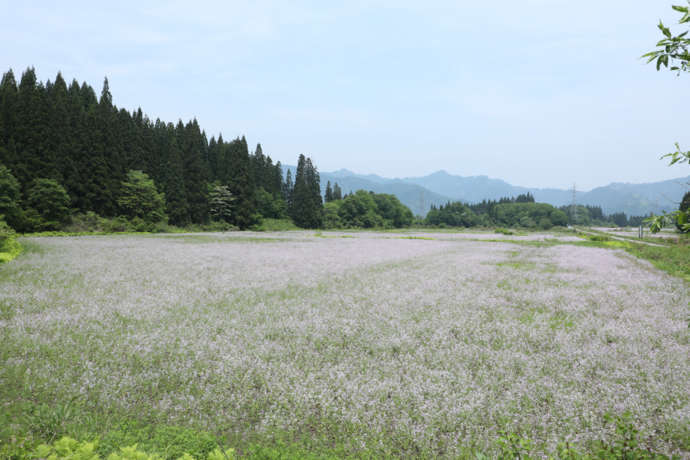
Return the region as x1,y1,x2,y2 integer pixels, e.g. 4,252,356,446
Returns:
1,231,689,458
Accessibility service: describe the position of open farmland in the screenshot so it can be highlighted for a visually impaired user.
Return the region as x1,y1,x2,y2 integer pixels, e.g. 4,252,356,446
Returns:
1,231,689,458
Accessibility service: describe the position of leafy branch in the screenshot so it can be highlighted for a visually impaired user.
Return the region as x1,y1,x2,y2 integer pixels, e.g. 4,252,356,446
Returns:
642,3,690,73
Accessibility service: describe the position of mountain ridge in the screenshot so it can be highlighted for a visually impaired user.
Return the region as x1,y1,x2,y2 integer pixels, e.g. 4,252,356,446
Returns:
302,167,689,217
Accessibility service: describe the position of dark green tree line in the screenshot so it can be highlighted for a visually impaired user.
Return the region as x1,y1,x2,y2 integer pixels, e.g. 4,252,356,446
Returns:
0,67,306,230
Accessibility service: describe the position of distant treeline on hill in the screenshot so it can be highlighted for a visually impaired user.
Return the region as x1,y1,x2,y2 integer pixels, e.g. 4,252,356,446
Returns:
425,193,646,229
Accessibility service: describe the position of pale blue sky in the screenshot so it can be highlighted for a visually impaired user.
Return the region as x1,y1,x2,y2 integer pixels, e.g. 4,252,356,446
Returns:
2,1,688,190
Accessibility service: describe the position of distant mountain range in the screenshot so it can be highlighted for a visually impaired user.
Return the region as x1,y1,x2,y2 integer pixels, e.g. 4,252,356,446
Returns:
286,166,689,217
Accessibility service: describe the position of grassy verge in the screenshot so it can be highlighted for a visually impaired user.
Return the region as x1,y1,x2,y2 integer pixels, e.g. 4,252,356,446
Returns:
626,241,690,282
573,231,690,282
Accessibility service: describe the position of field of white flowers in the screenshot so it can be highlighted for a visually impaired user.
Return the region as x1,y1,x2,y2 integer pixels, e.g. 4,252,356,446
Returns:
1,230,688,457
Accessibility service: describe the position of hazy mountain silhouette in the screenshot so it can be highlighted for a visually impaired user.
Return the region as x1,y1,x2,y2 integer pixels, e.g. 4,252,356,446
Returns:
287,166,688,217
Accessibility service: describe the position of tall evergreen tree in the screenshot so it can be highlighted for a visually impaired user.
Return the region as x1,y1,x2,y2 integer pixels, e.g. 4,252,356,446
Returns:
333,182,342,201
178,119,209,223
227,137,255,229
290,155,323,228
283,168,293,209
325,181,333,203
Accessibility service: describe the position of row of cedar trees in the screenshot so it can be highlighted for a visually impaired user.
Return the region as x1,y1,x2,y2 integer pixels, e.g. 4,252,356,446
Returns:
0,68,324,229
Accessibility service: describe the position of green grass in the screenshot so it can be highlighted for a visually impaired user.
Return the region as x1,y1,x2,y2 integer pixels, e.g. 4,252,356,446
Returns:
626,242,690,282
251,218,300,232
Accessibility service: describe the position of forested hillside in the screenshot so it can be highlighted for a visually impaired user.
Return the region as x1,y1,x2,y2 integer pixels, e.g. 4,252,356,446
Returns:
0,68,301,230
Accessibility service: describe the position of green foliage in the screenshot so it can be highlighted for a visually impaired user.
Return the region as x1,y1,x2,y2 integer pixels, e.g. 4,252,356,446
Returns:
644,4,690,234
254,187,287,220
0,163,20,228
626,239,690,282
427,198,572,229
371,193,413,227
208,184,235,223
29,437,236,460
493,202,559,229
118,170,167,224
494,227,515,235
0,67,302,230
332,182,342,201
290,155,323,228
25,178,71,231
589,412,672,459
322,201,343,229
98,423,218,460
550,209,569,227
251,218,298,232
642,2,690,73
324,181,333,203
332,190,413,229
426,202,478,227
0,218,21,263
242,442,339,459
496,430,533,458
677,191,690,232
31,437,99,460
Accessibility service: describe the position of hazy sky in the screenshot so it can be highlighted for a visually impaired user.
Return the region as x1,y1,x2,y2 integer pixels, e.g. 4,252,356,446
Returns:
2,1,689,190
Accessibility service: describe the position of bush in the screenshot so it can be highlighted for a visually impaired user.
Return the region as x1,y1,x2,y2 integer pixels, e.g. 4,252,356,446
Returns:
0,218,21,263
0,218,14,247
323,202,343,229
251,218,299,232
25,178,71,231
494,227,514,235
65,212,107,233
254,187,287,220
118,170,167,224
337,190,413,229
538,216,553,230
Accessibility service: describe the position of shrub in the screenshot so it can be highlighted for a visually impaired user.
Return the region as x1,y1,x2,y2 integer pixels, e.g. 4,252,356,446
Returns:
0,218,21,263
30,437,236,460
538,216,553,230
118,170,167,224
25,178,71,231
251,218,299,232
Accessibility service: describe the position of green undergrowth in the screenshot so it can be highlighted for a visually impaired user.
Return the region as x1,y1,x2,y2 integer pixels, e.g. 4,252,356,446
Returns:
3,416,681,460
0,222,22,263
0,380,681,459
251,218,300,232
0,236,22,263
